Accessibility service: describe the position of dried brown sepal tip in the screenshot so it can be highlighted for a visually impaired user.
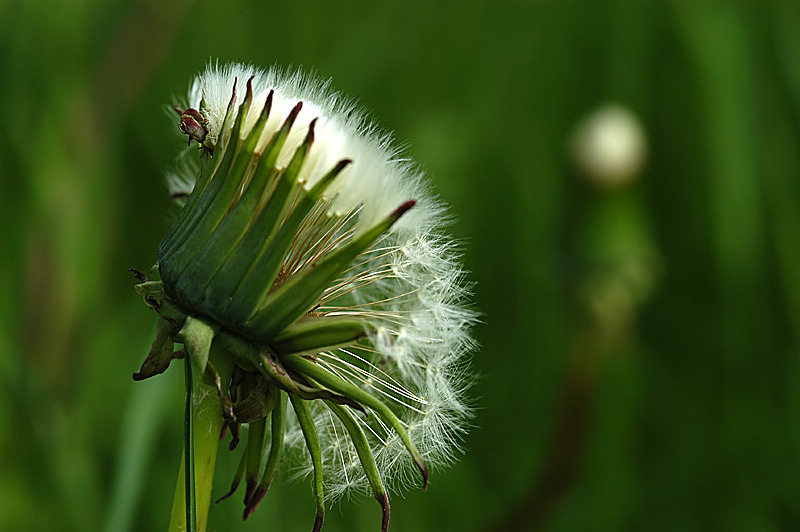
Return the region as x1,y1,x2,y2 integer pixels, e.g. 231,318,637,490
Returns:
215,474,242,505
242,485,267,521
334,158,352,173
392,199,416,220
227,422,241,451
245,76,254,102
241,476,259,518
304,117,317,145
288,101,303,122
376,492,390,532
132,320,182,381
128,268,152,283
131,353,181,381
215,451,246,504
419,460,429,491
236,480,273,514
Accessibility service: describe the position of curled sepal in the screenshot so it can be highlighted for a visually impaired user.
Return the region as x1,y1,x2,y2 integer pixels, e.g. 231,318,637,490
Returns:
289,394,325,532
202,360,235,420
283,353,429,490
227,422,241,451
258,348,366,414
133,318,179,381
215,445,247,504
247,200,416,337
325,401,390,532
176,315,218,376
134,280,187,328
231,374,274,423
243,388,285,520
271,316,370,355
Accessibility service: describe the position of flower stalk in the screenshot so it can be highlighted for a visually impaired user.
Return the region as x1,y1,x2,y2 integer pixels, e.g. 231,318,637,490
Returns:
168,346,233,532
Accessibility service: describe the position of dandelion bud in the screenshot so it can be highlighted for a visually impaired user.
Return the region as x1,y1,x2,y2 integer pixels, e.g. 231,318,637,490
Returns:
571,103,647,188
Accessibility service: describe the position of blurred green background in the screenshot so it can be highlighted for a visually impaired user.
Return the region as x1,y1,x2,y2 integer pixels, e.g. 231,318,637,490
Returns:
2,0,800,530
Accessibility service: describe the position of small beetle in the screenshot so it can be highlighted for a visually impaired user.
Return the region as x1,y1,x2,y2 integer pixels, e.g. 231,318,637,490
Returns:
173,104,214,155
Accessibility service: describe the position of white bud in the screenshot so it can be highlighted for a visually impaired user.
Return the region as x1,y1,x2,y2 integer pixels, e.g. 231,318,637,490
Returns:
571,104,648,188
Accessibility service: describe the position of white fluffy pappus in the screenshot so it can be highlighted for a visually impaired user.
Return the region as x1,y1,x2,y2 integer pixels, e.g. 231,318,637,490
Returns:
172,62,477,500
177,62,444,236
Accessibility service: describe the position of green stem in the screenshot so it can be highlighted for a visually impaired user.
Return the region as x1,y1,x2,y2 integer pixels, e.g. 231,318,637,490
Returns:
184,355,197,532
168,346,233,532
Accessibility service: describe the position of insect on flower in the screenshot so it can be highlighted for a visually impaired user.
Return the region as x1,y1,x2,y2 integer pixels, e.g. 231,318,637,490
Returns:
173,104,214,155
133,62,476,532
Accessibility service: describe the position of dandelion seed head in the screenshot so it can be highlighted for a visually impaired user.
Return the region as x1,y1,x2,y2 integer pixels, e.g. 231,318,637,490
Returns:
166,61,477,503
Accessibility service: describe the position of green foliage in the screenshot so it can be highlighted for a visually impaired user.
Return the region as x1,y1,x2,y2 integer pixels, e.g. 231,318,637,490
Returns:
1,0,800,530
